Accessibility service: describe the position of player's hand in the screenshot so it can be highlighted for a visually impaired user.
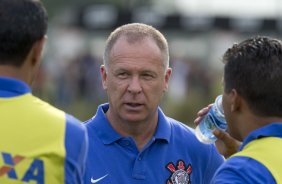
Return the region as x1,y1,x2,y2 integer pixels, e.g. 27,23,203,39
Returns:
193,104,213,125
194,104,241,158
213,129,241,159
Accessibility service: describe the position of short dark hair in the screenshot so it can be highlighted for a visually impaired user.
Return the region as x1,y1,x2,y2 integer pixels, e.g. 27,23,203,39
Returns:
0,0,48,67
223,36,282,117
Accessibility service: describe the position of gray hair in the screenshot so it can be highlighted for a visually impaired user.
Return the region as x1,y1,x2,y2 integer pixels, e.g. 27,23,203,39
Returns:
103,23,169,70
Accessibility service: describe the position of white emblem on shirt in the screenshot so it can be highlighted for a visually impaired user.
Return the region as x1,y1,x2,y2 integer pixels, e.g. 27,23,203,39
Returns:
91,174,108,183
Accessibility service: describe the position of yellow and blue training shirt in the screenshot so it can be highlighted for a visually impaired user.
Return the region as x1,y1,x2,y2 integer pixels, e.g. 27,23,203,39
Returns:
211,123,282,184
0,77,88,184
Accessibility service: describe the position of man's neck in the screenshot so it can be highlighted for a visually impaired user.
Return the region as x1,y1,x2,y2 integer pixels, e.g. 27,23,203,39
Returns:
0,65,29,84
106,110,158,151
241,115,282,141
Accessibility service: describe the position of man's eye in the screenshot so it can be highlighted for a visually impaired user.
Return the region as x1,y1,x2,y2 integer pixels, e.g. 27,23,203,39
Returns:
117,72,128,78
142,74,154,80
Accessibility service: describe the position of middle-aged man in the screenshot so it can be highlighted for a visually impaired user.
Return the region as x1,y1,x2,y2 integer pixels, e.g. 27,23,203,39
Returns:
84,23,224,184
0,0,88,184
209,36,282,183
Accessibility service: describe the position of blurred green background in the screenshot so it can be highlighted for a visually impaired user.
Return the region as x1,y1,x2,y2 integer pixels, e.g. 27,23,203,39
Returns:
35,0,282,127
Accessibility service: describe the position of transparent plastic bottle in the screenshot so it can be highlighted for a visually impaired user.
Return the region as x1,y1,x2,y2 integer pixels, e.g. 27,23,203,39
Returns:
195,95,227,144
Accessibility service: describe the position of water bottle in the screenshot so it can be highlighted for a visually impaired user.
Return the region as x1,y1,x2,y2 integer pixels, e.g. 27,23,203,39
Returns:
195,95,227,144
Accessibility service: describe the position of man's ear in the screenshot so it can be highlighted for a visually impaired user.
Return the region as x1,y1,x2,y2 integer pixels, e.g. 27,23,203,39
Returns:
229,89,240,112
163,67,172,92
100,65,108,90
31,35,47,66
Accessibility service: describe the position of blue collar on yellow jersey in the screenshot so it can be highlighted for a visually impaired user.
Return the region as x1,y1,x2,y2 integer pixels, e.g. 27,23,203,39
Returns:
240,122,282,150
0,76,31,97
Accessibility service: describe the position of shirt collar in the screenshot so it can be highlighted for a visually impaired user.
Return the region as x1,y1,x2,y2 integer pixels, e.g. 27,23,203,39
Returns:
240,123,282,150
154,107,171,143
0,77,31,97
92,103,171,145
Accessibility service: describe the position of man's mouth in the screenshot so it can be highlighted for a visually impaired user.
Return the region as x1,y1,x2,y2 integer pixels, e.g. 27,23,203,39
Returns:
125,103,143,108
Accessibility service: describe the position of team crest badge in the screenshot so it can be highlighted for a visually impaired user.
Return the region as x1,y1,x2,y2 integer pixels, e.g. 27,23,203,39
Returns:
166,160,192,184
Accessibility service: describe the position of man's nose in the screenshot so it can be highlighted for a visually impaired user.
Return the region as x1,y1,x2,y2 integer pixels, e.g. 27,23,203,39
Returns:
127,76,142,94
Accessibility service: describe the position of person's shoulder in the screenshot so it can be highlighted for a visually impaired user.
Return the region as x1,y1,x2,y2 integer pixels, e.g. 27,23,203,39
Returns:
84,116,95,126
212,156,275,184
65,114,85,132
83,104,106,127
83,114,100,133
165,117,206,146
220,156,266,170
166,116,224,172
166,117,196,136
29,95,66,118
23,95,71,127
166,116,222,154
30,95,84,129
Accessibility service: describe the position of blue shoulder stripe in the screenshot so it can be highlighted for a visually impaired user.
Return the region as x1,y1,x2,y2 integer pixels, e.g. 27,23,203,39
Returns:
65,114,88,184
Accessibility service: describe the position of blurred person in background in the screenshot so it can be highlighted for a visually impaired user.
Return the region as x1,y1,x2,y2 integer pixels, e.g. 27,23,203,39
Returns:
196,36,282,183
0,0,88,183
84,23,224,184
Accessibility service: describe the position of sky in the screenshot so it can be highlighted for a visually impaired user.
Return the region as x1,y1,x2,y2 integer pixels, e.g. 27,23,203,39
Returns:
174,0,281,18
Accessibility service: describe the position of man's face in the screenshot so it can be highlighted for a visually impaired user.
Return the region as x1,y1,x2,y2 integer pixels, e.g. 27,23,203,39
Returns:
101,36,171,124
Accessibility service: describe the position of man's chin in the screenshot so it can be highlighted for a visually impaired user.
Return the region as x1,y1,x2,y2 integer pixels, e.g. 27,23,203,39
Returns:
122,114,146,124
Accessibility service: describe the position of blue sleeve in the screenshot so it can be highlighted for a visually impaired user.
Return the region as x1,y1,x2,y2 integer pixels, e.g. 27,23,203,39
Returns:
65,114,89,184
202,144,225,183
211,156,276,184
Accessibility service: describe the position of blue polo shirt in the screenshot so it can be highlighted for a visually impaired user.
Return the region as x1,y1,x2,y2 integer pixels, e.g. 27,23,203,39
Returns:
0,77,88,184
211,123,282,183
84,103,224,184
